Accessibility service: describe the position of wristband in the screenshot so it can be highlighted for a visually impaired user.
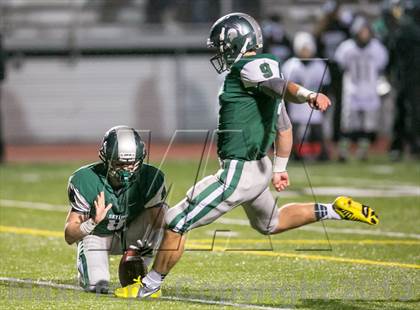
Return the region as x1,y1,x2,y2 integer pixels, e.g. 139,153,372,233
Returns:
273,156,289,172
80,218,97,236
296,87,314,103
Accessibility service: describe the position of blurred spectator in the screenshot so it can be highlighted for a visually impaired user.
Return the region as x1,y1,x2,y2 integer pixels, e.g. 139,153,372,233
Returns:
314,0,352,143
373,1,406,160
282,32,331,161
315,0,352,61
335,17,388,161
0,34,5,163
373,0,403,45
390,0,420,159
262,14,293,65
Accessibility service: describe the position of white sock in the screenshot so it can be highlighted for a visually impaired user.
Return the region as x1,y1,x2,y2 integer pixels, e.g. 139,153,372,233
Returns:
142,269,165,289
315,203,341,220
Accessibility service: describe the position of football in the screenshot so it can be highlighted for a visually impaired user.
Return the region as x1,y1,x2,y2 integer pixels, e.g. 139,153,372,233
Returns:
118,249,148,287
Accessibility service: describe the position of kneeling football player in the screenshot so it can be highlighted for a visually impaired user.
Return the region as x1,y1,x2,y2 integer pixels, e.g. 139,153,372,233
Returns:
64,126,167,294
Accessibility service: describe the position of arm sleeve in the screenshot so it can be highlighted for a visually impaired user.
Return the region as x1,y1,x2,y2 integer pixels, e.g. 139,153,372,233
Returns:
67,181,91,214
258,77,288,99
240,58,280,88
144,170,167,209
276,104,292,132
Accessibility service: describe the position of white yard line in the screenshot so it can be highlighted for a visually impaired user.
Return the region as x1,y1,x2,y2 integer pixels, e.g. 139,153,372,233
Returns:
0,199,68,212
0,277,291,310
2,199,420,239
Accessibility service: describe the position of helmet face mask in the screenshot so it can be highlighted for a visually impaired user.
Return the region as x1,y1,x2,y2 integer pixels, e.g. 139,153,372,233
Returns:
207,13,263,74
99,126,146,187
107,160,141,186
208,40,236,73
209,52,226,74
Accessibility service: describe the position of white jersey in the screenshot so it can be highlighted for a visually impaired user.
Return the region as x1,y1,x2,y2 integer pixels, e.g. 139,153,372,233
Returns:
335,38,388,111
282,58,330,124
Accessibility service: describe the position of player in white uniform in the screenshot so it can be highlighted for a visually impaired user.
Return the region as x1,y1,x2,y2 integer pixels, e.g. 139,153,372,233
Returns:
335,17,388,161
282,32,331,160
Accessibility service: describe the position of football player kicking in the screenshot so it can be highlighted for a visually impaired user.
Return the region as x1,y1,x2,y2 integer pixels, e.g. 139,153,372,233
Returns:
65,126,167,294
114,13,379,299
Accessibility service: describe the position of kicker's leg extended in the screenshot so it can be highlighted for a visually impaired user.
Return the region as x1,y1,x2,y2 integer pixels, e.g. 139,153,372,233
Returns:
273,197,379,234
244,189,378,236
243,188,333,234
272,201,343,233
274,202,317,233
272,198,379,234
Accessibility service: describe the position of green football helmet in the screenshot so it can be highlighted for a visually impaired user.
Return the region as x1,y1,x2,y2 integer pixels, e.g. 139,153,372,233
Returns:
207,12,263,73
99,126,146,186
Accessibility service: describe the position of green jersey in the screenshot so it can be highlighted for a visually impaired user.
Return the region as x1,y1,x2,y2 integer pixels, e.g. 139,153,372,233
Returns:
68,162,166,236
218,53,281,160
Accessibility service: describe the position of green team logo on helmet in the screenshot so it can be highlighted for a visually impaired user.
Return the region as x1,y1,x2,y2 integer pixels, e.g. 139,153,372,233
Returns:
207,12,263,73
99,126,146,186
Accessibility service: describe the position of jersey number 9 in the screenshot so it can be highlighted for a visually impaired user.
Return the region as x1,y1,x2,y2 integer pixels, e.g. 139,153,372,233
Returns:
259,63,273,78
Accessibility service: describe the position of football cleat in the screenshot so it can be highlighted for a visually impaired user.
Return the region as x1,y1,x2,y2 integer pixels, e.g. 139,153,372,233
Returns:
333,196,379,225
137,283,161,299
114,276,161,299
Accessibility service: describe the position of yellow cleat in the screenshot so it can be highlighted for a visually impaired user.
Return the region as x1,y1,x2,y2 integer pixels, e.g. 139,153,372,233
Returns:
114,276,162,299
333,196,379,225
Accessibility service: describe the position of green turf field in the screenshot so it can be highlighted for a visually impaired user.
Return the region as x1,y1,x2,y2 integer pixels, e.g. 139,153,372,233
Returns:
0,158,419,309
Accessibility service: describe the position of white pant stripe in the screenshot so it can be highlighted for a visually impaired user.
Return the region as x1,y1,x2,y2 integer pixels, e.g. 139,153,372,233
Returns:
174,160,238,231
